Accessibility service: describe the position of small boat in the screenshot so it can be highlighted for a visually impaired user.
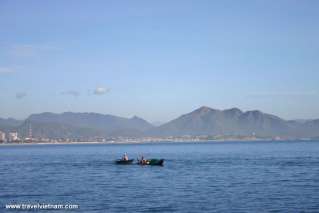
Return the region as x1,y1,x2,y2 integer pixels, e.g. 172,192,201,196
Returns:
115,159,134,165
138,159,164,166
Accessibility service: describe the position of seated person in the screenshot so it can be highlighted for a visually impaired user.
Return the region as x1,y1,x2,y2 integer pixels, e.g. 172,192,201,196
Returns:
141,156,147,164
122,153,129,161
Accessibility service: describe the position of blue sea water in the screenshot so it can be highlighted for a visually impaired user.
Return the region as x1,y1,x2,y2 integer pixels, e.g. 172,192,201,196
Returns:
0,141,319,212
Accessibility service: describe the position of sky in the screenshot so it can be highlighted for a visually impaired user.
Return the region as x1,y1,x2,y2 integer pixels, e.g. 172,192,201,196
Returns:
0,0,318,122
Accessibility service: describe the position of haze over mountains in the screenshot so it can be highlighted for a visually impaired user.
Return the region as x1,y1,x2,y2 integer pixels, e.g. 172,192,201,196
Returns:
0,118,23,131
19,112,153,138
0,106,318,139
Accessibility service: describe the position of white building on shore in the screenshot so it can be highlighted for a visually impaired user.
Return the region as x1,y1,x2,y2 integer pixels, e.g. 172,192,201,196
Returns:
8,132,18,142
0,131,5,142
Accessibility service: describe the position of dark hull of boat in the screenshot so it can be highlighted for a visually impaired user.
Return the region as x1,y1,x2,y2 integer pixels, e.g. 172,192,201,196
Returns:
115,159,134,164
138,159,164,166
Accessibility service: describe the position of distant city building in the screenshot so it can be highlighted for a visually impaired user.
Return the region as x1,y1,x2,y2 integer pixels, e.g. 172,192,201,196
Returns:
8,132,18,142
0,131,6,142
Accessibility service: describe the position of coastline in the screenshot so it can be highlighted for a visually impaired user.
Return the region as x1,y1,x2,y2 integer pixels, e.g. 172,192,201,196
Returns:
0,138,316,146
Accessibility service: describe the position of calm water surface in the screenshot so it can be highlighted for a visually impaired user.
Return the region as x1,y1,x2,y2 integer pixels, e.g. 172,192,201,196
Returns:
1,141,319,212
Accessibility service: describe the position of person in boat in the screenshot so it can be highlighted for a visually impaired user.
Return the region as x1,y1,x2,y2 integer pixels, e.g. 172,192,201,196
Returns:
122,153,129,161
140,155,147,165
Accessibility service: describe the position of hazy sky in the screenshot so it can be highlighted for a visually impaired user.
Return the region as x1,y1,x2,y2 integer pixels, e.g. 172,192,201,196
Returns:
0,0,318,122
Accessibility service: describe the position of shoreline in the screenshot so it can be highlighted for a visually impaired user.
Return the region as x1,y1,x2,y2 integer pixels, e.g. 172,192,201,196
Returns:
0,138,317,146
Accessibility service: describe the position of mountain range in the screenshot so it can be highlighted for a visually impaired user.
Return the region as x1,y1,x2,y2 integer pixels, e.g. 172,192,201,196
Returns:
0,106,318,139
146,107,319,138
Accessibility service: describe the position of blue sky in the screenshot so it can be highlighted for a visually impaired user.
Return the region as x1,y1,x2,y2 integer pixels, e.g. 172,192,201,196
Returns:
0,0,318,122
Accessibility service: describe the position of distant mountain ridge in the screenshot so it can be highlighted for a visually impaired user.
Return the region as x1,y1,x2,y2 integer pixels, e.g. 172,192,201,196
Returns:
0,107,319,139
146,106,319,138
0,118,23,131
19,112,153,138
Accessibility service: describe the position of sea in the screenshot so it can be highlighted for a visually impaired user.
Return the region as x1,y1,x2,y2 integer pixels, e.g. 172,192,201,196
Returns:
0,141,319,212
